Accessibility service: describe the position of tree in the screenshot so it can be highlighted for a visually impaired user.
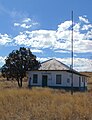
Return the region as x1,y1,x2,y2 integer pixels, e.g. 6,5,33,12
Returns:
1,64,10,81
1,47,40,87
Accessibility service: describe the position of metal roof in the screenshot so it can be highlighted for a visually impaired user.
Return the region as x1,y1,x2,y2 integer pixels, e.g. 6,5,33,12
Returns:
37,59,88,77
38,58,70,70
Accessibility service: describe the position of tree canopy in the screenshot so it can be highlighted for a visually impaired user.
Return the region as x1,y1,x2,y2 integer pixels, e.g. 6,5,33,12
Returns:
1,47,40,87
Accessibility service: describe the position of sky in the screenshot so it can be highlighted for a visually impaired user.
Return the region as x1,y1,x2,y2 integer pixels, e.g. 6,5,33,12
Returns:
0,0,92,71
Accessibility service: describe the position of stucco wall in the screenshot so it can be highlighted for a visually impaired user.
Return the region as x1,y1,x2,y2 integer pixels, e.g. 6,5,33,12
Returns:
28,71,87,88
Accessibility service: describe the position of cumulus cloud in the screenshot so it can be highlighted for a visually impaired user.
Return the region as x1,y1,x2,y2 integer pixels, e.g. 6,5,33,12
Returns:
20,23,32,29
1,15,92,54
79,16,89,23
13,16,92,53
73,23,80,32
0,56,6,67
22,18,31,23
14,30,57,49
73,58,92,71
14,22,32,29
37,57,92,72
0,34,12,45
14,17,39,29
57,57,92,71
81,24,92,30
57,21,72,32
0,55,91,71
55,50,70,53
31,49,43,53
14,23,20,27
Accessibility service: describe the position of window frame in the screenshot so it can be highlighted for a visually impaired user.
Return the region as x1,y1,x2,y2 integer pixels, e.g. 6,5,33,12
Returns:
67,78,70,83
33,74,38,84
56,74,62,84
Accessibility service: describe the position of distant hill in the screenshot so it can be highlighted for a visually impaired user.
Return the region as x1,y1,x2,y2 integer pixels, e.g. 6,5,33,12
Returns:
80,72,92,77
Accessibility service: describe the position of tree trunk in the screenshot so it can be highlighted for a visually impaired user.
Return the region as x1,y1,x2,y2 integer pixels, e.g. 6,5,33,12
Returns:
17,77,22,88
7,77,9,81
17,79,20,87
20,77,22,87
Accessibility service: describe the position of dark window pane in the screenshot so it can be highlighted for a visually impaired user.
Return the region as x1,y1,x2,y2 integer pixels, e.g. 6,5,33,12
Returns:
56,75,62,84
33,74,38,83
67,78,70,83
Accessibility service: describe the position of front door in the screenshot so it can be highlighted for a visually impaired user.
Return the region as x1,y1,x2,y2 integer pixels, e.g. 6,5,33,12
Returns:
42,75,48,87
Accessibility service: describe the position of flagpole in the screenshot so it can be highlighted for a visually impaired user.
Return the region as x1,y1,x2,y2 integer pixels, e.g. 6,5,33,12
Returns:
71,11,74,95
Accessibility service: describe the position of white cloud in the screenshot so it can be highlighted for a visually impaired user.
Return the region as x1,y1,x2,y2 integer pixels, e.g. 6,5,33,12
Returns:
31,49,43,53
79,16,89,23
0,15,91,71
0,15,92,56
74,39,92,53
0,34,12,45
14,23,20,27
20,23,32,29
73,23,80,32
13,21,92,53
37,57,92,72
14,32,28,45
55,50,70,53
0,56,6,67
0,55,91,71
73,58,92,71
32,22,39,26
14,22,32,29
13,15,92,53
37,57,51,62
57,57,92,71
57,21,72,32
81,24,92,30
14,30,57,49
14,17,39,29
22,18,31,23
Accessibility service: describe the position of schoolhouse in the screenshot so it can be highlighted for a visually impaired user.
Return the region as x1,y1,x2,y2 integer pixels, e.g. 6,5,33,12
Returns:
28,58,88,91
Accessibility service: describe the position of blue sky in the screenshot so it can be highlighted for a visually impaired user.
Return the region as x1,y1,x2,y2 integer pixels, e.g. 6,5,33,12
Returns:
0,0,92,71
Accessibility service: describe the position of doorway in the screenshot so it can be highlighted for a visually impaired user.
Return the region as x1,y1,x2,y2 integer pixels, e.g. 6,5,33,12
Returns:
42,75,48,87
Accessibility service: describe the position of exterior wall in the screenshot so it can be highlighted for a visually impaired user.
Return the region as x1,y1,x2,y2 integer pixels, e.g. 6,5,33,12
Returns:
28,70,87,90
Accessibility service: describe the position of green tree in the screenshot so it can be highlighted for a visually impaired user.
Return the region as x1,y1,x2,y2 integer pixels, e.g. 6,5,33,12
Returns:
1,47,40,87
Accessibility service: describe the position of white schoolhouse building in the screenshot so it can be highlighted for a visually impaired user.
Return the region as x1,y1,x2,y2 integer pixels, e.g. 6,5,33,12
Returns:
28,59,88,91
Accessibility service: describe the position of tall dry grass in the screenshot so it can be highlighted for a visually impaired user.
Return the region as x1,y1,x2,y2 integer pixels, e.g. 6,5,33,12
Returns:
0,72,92,120
0,88,92,120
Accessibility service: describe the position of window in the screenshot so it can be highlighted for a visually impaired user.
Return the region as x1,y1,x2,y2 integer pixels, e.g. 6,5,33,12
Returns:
67,78,70,83
56,75,62,84
82,77,84,82
33,74,38,83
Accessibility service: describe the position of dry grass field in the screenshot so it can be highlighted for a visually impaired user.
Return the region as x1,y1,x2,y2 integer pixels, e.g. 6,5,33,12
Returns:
0,72,92,120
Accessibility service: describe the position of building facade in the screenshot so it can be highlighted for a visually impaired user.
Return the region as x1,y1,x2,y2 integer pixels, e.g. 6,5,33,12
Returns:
28,59,87,91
